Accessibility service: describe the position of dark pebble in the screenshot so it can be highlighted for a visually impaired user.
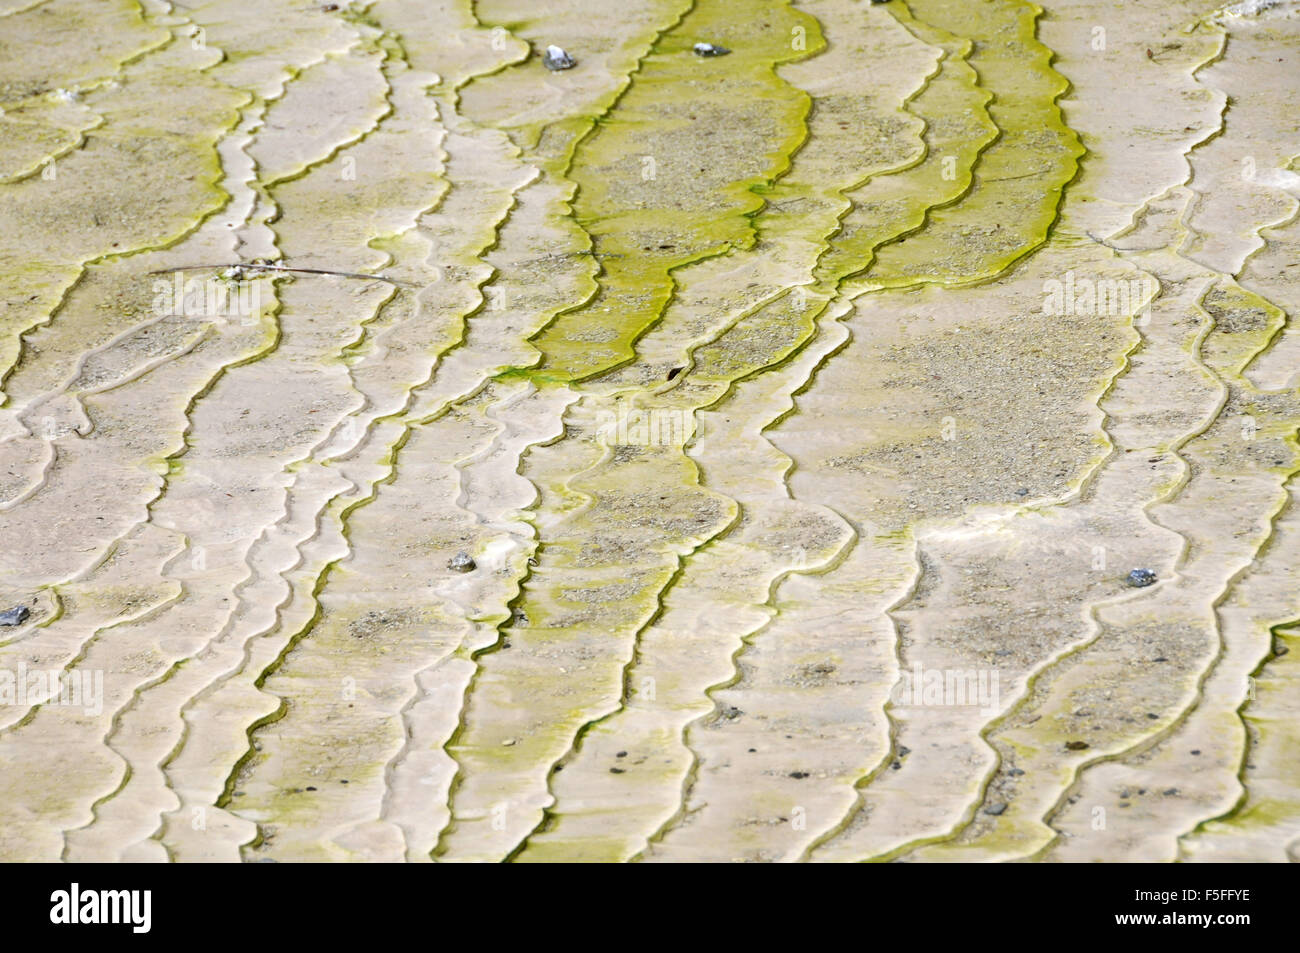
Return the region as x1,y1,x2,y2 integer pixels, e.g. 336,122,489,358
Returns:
984,803,1007,816
693,42,731,57
448,551,476,573
789,771,809,779
0,605,30,626
1126,568,1157,588
1065,740,1090,750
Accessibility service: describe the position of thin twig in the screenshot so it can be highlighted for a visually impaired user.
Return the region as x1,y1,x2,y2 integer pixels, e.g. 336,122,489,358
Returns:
148,262,403,285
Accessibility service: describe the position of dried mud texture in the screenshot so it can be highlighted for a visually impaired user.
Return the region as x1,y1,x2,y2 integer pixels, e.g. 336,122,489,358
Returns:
0,0,1297,863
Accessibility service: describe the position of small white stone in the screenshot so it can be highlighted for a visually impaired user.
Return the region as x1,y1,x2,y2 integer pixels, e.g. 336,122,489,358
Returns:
542,45,576,70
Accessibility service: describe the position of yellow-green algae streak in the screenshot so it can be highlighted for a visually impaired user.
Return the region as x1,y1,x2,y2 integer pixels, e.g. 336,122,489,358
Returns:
866,0,1082,287
528,1,823,382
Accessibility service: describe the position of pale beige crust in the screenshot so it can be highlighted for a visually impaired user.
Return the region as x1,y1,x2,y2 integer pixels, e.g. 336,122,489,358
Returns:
0,0,1296,862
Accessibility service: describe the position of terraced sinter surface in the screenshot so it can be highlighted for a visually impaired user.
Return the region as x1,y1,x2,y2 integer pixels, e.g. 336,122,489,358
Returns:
0,0,1297,863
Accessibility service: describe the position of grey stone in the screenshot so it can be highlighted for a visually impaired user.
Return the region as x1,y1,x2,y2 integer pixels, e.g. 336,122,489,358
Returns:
0,606,30,626
542,45,576,70
1126,567,1157,587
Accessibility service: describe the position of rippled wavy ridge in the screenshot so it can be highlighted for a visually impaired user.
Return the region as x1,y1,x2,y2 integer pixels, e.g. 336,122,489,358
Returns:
0,0,1297,863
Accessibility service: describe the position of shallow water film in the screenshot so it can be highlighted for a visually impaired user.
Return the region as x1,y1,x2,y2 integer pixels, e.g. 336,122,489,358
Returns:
1,0,1298,863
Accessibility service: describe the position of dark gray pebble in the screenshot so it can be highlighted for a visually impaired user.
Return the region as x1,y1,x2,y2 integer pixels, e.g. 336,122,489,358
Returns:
0,606,30,626
1126,568,1157,587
